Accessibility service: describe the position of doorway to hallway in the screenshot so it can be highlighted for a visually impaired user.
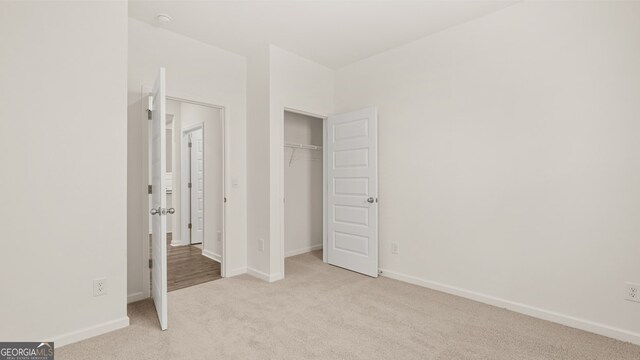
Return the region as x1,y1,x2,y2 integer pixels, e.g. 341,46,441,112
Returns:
148,97,226,295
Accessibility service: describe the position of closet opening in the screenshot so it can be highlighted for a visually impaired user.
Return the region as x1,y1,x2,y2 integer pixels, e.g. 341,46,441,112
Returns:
283,110,325,270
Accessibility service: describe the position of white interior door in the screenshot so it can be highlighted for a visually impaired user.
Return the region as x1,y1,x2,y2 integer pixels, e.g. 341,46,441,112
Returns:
327,107,378,277
150,67,168,330
189,128,204,245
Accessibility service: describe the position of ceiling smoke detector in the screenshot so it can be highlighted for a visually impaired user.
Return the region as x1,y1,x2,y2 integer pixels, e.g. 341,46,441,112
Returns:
155,13,173,26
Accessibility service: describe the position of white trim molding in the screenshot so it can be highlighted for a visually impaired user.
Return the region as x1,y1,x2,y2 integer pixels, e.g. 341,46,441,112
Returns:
170,238,188,247
226,267,247,278
247,267,283,283
285,244,323,258
54,317,129,348
380,268,640,346
202,249,221,263
127,292,146,304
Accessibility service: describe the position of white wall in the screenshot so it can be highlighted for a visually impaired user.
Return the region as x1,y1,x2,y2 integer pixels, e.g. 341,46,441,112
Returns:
335,1,640,344
128,18,247,303
180,103,224,261
284,112,324,257
246,44,272,279
246,45,334,281
267,46,334,280
0,1,128,345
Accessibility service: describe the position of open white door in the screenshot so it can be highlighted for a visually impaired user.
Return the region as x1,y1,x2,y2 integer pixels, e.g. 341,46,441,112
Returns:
327,107,378,277
150,68,168,330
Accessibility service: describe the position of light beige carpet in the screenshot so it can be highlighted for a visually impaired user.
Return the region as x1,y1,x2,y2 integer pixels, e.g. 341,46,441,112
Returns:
58,251,640,359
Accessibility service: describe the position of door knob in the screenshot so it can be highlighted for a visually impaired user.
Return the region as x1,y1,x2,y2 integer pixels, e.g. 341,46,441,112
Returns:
150,207,161,215
167,208,175,214
367,197,375,203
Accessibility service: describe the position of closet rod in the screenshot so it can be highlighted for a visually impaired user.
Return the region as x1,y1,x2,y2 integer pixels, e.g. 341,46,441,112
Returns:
285,142,322,167
284,142,322,150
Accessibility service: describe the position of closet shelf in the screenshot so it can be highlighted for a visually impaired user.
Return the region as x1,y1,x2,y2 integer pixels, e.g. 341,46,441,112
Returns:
285,142,322,167
284,142,322,150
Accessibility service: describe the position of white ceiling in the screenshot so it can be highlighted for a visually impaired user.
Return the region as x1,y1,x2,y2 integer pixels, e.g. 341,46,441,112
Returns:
129,1,517,69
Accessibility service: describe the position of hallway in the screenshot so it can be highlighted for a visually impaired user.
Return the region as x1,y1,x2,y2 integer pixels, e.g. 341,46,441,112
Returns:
166,234,221,292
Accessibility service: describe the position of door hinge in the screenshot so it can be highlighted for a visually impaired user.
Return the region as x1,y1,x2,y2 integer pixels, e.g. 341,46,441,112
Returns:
188,182,192,189
188,223,192,229
188,142,192,148
224,197,227,203
147,96,153,120
148,259,152,268
148,185,152,194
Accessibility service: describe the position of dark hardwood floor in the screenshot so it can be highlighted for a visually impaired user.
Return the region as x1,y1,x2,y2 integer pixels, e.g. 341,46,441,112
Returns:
165,234,221,292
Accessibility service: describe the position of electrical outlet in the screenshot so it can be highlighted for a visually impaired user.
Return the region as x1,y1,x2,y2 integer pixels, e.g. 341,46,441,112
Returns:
93,278,107,297
258,238,265,252
217,231,222,242
625,282,640,303
391,242,399,255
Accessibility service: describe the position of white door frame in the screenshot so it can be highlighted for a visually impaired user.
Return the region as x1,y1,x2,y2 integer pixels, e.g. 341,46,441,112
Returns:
278,107,329,280
181,123,204,248
141,95,228,300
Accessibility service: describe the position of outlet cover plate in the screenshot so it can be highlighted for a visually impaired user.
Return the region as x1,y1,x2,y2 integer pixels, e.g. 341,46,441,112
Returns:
93,278,107,297
625,282,640,303
391,243,399,255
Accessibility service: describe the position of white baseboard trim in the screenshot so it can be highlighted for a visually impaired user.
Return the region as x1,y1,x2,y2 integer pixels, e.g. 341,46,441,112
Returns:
226,266,247,277
380,268,640,346
127,291,146,304
170,239,188,247
285,244,323,258
54,316,129,347
247,267,282,282
202,249,221,263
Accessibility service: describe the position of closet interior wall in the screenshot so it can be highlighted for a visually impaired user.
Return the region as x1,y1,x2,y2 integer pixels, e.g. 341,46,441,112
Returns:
284,111,324,257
